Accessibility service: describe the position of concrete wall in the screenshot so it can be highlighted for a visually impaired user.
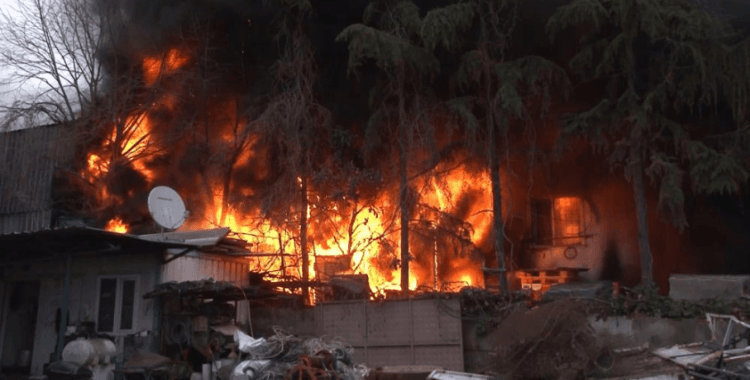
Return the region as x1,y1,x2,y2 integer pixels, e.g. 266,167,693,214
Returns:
588,315,712,349
315,299,465,371
669,274,750,301
249,305,316,338
0,251,162,376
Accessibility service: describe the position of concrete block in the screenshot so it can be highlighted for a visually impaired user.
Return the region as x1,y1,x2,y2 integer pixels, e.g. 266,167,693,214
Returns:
587,316,712,349
541,281,613,302
669,274,750,301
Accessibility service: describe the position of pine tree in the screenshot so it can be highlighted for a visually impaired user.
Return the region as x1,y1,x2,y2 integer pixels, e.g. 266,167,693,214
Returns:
337,0,474,295
448,0,569,294
548,0,750,288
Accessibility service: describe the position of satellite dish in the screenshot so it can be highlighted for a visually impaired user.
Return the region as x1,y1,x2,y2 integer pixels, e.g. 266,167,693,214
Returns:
147,186,187,230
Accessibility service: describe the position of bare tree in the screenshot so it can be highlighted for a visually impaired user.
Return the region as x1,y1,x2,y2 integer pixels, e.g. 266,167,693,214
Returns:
0,0,123,129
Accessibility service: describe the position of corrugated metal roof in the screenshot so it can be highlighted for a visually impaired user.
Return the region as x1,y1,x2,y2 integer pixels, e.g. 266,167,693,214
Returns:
0,226,252,264
138,227,231,246
0,226,198,260
0,124,75,234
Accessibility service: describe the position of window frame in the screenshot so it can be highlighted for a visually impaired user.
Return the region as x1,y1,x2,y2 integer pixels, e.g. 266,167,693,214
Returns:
552,197,585,244
530,198,554,245
94,275,140,335
531,197,588,247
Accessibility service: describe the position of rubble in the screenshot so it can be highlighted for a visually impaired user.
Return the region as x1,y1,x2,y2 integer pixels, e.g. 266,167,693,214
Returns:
486,299,604,380
594,285,750,320
214,327,369,380
143,278,279,301
647,313,750,379
459,287,533,334
427,370,491,380
368,366,445,380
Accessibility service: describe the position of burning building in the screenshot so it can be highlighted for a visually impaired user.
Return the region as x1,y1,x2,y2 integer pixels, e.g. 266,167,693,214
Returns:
14,0,750,303
6,0,750,378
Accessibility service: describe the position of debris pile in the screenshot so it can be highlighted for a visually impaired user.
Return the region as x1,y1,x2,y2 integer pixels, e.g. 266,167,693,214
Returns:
459,287,533,315
143,278,279,301
221,327,369,380
596,285,750,320
487,299,604,380
650,313,750,380
459,287,533,337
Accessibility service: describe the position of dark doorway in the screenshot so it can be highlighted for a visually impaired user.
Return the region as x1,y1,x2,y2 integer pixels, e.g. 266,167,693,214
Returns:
1,280,41,374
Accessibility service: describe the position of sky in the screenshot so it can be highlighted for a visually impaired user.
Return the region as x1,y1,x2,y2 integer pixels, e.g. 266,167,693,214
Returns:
0,0,22,128
0,0,61,129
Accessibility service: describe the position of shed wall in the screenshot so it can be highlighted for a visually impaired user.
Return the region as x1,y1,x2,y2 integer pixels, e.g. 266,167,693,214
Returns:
161,251,252,326
161,251,250,287
0,252,161,376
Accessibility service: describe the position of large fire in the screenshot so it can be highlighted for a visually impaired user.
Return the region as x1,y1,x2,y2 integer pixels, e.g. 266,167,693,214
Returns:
81,46,494,296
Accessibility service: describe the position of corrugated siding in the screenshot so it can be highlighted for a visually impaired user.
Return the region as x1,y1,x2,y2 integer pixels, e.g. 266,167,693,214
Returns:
0,211,53,235
161,252,252,324
0,124,74,234
161,252,250,287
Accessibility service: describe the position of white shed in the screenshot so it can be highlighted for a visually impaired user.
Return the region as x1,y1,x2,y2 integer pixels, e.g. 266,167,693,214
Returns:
0,227,253,377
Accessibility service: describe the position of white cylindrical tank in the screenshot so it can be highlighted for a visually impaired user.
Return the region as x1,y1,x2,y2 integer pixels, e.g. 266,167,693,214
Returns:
62,339,117,366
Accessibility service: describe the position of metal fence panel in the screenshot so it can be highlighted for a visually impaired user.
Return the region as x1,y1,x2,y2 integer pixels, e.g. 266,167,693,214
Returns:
316,298,463,371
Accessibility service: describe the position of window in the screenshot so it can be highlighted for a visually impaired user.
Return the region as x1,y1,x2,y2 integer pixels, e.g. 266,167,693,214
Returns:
553,197,584,243
531,199,553,244
96,275,140,334
531,197,586,245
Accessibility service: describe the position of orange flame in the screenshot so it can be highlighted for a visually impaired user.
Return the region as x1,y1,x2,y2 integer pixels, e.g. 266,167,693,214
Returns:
143,48,190,86
83,43,500,299
181,162,492,294
81,49,184,191
105,217,128,233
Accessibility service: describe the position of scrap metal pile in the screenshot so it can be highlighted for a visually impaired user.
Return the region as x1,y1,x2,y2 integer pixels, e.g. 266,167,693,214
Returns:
143,278,279,301
593,312,750,380
650,314,750,380
222,327,370,380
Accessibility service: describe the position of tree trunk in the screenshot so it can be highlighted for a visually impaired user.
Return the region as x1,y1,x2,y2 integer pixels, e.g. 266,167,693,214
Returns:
300,172,310,302
399,131,410,296
489,123,508,295
632,159,655,288
398,68,410,296
219,163,234,225
484,51,508,295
